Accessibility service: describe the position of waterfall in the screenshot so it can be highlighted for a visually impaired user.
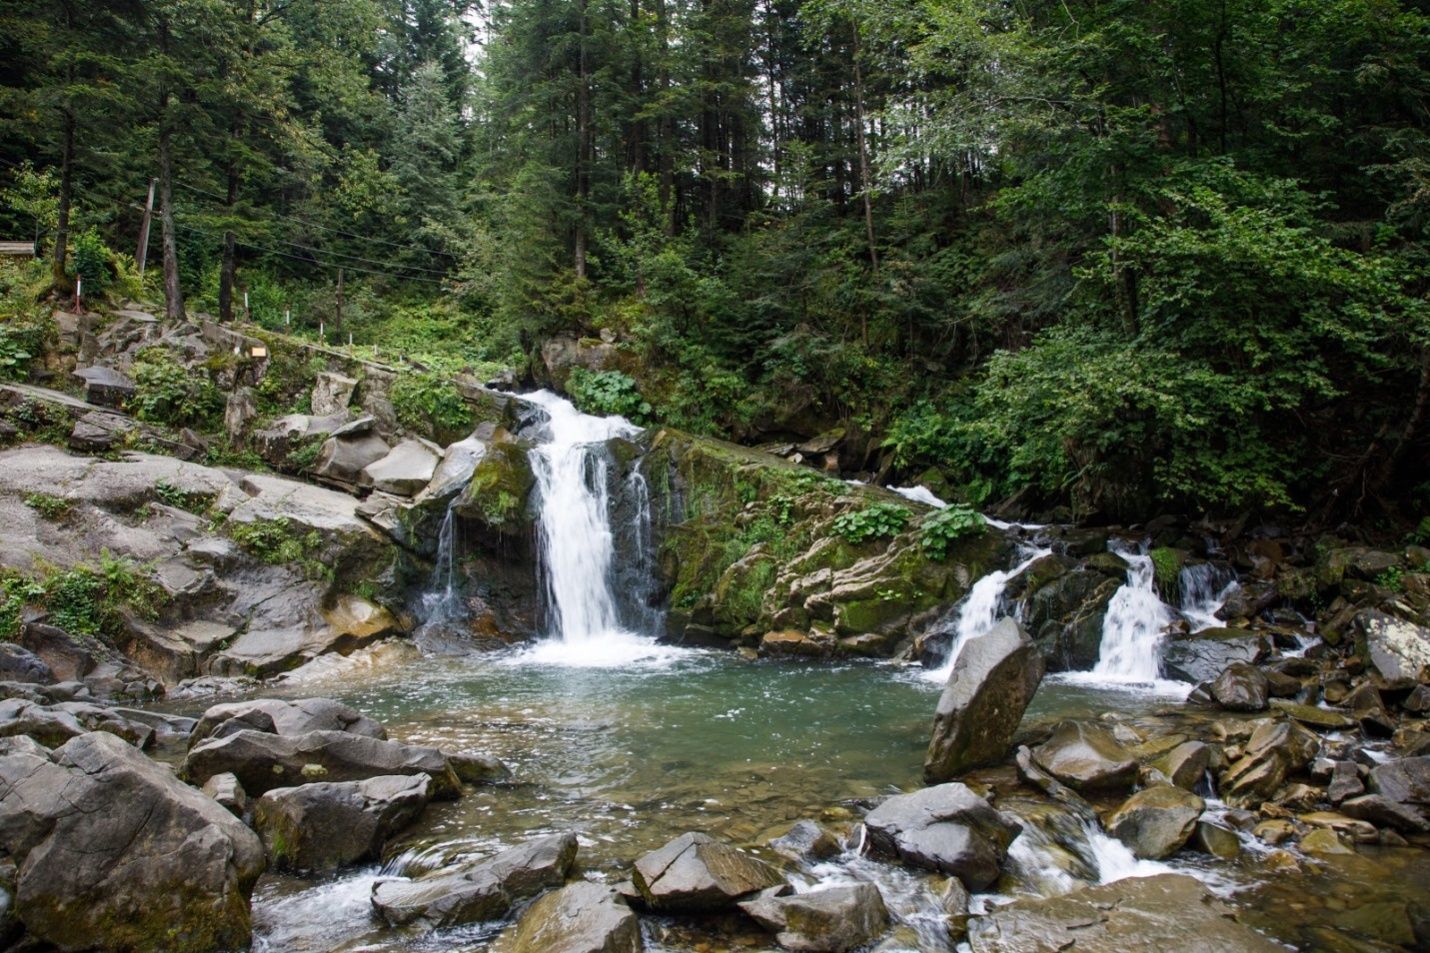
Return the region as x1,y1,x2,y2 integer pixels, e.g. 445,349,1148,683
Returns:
1089,544,1172,683
518,390,679,667
920,545,1051,684
414,499,466,653
1179,562,1238,633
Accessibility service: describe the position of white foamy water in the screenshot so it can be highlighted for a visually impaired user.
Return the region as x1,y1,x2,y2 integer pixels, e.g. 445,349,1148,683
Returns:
522,390,684,668
1179,562,1239,632
921,546,1052,684
890,485,948,508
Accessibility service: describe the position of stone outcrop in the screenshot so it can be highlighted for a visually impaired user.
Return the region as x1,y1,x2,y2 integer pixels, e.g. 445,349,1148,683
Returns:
252,773,431,871
0,732,265,953
371,832,577,928
739,883,890,953
862,783,1021,889
189,697,387,747
181,728,462,799
631,832,786,911
925,617,1044,782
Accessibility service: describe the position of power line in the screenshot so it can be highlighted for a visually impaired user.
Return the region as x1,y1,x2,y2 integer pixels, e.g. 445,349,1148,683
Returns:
176,180,459,259
172,218,447,285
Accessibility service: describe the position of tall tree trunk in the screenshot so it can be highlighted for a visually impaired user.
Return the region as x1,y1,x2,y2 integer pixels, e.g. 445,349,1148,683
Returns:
218,160,238,323
52,109,75,292
574,0,591,278
851,23,879,285
157,21,185,322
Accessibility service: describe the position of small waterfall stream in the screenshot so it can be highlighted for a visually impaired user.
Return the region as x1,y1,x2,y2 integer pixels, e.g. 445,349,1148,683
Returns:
921,545,1051,684
518,390,678,667
1179,562,1239,632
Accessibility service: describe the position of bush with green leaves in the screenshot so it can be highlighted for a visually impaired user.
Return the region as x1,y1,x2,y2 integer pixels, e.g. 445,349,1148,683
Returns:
1,554,160,641
23,493,72,520
131,348,224,429
391,369,473,444
919,504,984,560
566,368,652,424
69,226,112,295
832,502,912,545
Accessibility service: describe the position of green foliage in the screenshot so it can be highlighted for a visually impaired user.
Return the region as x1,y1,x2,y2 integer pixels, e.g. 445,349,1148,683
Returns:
565,368,652,424
131,348,223,429
1376,566,1405,593
918,505,984,561
0,554,161,641
69,227,113,295
1413,518,1430,547
153,480,214,515
1148,547,1185,591
226,517,329,579
391,369,473,444
24,493,73,520
832,502,912,545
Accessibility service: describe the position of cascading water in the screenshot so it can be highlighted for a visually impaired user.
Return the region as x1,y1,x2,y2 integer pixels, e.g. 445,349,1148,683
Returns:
921,545,1052,684
1179,562,1239,633
1090,544,1172,683
518,390,679,667
413,500,469,653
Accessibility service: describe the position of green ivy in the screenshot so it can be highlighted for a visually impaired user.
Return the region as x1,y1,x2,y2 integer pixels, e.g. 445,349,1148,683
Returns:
918,504,984,560
832,502,911,545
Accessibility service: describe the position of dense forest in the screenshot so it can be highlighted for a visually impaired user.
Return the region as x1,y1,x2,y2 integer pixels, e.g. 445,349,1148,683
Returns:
1,0,1426,528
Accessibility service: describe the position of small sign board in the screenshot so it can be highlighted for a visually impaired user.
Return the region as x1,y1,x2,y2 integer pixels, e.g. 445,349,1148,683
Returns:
249,346,268,359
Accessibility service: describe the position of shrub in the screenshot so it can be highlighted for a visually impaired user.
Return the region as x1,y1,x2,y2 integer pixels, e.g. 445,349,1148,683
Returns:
391,369,473,444
70,227,112,295
131,348,224,429
919,504,984,560
23,493,73,520
566,368,652,423
153,479,215,515
832,502,911,545
1,554,161,641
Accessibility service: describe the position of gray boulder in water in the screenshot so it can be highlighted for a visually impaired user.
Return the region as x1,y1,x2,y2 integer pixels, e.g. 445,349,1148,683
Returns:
252,773,431,871
1030,721,1138,795
371,832,577,928
0,731,265,953
862,783,1022,890
189,696,388,747
504,880,643,953
739,882,890,953
1104,784,1205,859
632,832,786,912
181,728,461,799
925,617,1044,783
1208,661,1270,712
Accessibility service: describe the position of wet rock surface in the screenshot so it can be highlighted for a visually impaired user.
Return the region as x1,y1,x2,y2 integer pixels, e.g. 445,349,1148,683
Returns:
253,773,431,871
502,881,642,953
863,783,1022,889
632,831,786,911
738,882,889,953
1104,784,1205,859
1031,721,1139,795
924,617,1045,782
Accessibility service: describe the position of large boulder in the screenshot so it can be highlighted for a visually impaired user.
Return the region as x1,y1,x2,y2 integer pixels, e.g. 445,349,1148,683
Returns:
1104,784,1205,859
1364,756,1429,830
0,644,52,684
252,773,430,871
1151,740,1211,790
311,372,358,416
631,832,785,912
1020,563,1121,671
181,728,461,799
1161,628,1270,684
924,617,1044,783
361,439,440,497
1208,662,1269,712
1030,722,1138,795
190,697,387,747
371,832,577,928
503,881,642,953
739,883,890,953
1352,610,1430,687
966,873,1285,953
0,732,265,953
311,420,390,487
0,699,85,748
862,783,1021,890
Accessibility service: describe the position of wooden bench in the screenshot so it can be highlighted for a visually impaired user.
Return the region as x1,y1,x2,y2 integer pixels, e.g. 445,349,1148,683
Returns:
0,241,36,257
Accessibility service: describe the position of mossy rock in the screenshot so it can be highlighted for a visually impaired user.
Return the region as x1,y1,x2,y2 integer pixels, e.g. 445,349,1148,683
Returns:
1148,547,1186,602
455,429,534,534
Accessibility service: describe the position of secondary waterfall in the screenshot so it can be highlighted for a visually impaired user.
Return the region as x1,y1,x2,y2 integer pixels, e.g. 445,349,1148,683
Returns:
1179,562,1239,632
1086,543,1175,686
519,390,678,667
921,545,1051,684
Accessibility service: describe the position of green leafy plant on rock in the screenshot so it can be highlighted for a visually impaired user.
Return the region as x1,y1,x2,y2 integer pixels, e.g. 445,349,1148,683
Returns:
918,504,984,560
0,554,161,641
24,492,73,520
227,517,327,578
391,370,473,444
131,348,224,429
832,502,911,545
566,368,652,424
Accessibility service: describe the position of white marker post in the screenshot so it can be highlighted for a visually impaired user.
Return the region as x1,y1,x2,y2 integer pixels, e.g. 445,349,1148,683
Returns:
285,308,291,327
319,320,325,342
243,291,250,321
74,277,82,314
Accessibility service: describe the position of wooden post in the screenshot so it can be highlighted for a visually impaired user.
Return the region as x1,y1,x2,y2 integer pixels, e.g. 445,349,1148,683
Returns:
334,267,344,332
136,178,157,277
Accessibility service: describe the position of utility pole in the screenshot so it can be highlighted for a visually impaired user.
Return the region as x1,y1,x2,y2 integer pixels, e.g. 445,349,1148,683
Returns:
135,178,156,276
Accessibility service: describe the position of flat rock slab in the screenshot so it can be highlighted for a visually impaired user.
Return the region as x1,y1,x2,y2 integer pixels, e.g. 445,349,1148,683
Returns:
182,727,461,799
967,873,1285,953
1030,721,1138,795
633,832,786,911
191,697,387,747
372,832,577,928
361,439,439,497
